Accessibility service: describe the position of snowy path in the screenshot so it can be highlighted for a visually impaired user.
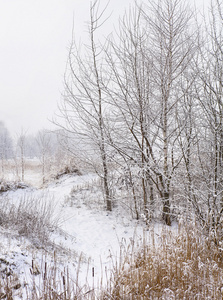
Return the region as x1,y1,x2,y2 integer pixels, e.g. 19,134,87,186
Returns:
0,173,162,296
46,174,145,286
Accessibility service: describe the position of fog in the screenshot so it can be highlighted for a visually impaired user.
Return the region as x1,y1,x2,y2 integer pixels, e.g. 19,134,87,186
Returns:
0,0,206,135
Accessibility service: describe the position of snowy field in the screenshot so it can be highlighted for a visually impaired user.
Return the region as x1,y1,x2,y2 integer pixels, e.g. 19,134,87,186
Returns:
0,162,222,299
0,165,168,299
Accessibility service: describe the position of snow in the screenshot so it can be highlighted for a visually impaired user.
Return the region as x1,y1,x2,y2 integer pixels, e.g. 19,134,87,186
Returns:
0,165,174,299
0,171,167,298
43,173,148,287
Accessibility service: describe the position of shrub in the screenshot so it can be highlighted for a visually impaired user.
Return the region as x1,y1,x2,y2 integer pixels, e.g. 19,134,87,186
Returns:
0,180,29,192
0,193,59,245
55,165,81,180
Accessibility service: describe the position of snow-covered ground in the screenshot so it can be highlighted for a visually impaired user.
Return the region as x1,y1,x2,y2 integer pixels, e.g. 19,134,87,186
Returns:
0,171,167,298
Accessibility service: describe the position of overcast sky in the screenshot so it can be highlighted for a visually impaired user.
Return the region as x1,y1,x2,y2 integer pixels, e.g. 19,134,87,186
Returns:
0,0,207,136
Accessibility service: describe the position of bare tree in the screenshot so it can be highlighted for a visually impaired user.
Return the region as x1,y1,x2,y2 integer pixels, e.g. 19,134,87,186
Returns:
0,122,13,178
105,0,196,225
191,0,223,241
144,0,196,225
58,0,112,210
36,130,53,184
104,5,156,222
16,130,27,182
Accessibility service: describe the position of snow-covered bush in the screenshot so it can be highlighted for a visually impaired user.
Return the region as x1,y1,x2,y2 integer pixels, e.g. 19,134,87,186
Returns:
55,164,81,180
0,193,59,245
0,180,29,192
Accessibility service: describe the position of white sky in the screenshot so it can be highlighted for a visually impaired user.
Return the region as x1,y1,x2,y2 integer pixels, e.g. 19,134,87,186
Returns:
0,0,207,136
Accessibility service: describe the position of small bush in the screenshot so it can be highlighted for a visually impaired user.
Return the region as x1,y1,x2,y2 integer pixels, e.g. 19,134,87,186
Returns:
0,180,29,192
55,165,81,180
0,193,59,245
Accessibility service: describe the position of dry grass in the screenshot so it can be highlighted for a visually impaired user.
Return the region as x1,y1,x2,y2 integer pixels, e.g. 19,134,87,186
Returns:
0,158,79,188
102,221,223,299
0,193,59,245
0,253,97,300
27,256,89,300
1,220,223,299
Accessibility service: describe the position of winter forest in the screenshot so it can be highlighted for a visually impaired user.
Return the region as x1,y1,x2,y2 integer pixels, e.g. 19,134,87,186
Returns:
1,0,223,298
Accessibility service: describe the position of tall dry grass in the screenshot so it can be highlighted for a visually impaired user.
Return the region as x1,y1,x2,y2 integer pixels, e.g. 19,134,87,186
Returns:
1,220,223,299
102,220,223,299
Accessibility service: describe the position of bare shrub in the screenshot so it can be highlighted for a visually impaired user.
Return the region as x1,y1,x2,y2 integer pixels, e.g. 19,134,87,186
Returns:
55,165,81,180
0,193,59,245
68,177,104,210
0,180,29,192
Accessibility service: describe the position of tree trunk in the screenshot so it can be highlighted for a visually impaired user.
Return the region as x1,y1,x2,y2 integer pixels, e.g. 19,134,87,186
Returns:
102,148,111,211
162,191,171,226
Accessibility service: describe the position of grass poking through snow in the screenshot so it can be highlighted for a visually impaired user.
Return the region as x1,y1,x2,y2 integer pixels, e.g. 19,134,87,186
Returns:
103,220,223,299
1,219,223,299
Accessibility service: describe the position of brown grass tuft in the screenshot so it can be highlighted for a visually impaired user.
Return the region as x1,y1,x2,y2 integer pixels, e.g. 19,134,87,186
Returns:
104,221,223,299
